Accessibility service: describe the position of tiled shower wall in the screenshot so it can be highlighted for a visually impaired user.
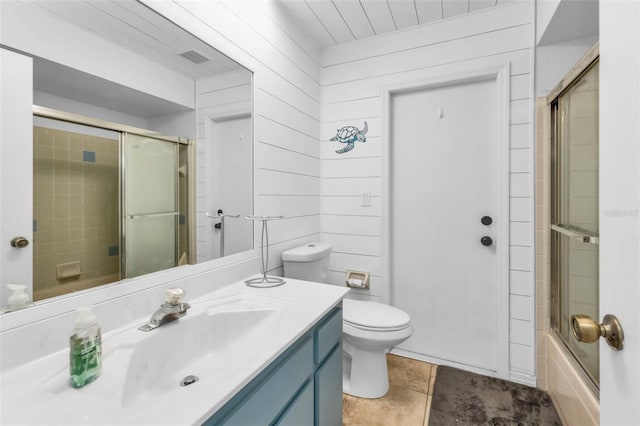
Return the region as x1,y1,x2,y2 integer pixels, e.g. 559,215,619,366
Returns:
320,1,536,384
33,126,119,300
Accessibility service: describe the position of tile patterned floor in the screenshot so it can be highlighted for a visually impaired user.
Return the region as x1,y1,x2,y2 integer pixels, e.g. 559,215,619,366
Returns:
343,354,437,426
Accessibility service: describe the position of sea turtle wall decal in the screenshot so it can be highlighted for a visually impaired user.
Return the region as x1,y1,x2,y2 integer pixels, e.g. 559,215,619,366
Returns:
330,121,368,154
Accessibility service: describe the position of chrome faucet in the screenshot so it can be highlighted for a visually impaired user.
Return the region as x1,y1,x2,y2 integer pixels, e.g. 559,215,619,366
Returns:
138,288,191,332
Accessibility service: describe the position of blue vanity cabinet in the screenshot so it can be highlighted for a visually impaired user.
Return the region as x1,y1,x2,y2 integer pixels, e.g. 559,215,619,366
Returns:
314,342,343,426
275,379,314,425
313,306,343,426
204,306,343,426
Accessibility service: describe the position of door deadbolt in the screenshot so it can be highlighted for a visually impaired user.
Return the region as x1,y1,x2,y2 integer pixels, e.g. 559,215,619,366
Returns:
571,314,624,350
481,216,493,226
480,236,493,246
10,237,29,248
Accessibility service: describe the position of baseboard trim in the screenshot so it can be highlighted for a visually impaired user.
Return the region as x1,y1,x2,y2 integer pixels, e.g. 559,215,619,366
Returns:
509,371,537,387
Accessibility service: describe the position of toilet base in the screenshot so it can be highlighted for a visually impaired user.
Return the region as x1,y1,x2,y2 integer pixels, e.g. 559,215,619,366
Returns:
342,341,390,399
341,323,413,399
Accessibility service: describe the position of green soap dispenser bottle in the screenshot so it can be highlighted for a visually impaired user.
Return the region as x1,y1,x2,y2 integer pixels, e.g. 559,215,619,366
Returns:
69,306,102,388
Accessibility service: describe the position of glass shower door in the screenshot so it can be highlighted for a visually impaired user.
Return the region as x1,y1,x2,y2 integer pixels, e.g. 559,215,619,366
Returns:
551,61,600,386
123,134,178,278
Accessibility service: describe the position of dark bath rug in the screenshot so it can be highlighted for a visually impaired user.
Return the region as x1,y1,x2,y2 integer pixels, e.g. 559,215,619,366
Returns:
429,366,561,426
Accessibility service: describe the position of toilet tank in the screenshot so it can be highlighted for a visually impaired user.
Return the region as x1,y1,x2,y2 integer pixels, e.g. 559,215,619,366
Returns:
282,243,332,283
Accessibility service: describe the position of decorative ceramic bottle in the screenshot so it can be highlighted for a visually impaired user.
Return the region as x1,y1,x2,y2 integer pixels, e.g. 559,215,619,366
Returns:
69,306,102,388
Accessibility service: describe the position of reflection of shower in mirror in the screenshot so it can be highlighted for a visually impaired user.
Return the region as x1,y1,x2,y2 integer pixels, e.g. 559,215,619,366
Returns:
0,0,254,310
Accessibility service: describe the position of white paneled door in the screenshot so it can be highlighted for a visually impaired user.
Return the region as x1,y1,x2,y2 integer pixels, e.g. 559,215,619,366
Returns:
390,73,507,377
599,1,640,423
0,49,33,306
206,116,253,259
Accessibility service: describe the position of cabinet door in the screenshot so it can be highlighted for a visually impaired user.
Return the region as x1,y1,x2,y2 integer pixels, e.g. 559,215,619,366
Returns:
214,338,313,426
315,344,343,426
275,380,314,426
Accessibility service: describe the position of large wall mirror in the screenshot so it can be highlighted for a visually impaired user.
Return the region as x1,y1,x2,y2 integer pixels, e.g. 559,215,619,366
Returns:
0,0,254,311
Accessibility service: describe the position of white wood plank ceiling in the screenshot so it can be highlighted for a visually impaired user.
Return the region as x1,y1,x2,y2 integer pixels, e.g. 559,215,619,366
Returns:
26,0,243,79
279,0,513,48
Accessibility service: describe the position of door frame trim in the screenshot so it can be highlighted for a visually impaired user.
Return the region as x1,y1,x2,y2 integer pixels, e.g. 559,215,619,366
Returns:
381,62,511,380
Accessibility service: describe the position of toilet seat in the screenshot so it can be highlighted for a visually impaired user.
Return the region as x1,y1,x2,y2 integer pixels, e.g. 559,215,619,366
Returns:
343,299,410,331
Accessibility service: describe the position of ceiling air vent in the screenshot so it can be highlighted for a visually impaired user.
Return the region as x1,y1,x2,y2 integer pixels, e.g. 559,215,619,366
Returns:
179,50,209,64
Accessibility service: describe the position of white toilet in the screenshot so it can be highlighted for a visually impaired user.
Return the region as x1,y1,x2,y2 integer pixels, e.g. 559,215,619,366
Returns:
282,243,412,399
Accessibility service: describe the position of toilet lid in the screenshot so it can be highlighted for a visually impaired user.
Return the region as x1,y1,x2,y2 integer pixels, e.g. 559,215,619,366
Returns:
343,299,410,330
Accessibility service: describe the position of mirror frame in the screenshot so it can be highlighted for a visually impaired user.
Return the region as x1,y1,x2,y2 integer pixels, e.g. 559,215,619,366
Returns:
0,2,260,330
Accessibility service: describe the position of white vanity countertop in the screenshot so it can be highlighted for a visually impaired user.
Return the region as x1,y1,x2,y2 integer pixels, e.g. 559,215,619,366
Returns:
0,279,349,425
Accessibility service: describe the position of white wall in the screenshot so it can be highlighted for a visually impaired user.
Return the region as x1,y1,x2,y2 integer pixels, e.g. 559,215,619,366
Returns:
0,1,194,110
536,0,598,47
320,1,536,383
535,0,598,97
535,36,598,97
34,91,150,130
536,0,562,45
145,1,323,276
147,111,197,140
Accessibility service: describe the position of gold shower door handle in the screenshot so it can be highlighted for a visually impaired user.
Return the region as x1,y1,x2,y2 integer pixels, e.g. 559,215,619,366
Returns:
571,314,625,350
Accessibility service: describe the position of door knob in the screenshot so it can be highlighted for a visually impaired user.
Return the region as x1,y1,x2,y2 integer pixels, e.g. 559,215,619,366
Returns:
10,237,29,248
481,216,493,226
571,314,624,350
480,236,493,246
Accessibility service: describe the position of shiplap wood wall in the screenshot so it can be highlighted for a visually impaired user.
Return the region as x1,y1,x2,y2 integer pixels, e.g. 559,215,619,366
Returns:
146,1,323,275
320,1,536,383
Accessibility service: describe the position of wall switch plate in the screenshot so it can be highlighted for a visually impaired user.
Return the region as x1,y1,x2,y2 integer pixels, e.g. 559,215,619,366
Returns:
361,192,371,207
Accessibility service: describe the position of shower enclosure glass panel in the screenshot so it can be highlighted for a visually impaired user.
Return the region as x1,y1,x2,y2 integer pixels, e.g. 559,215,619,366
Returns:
123,134,178,278
551,61,599,387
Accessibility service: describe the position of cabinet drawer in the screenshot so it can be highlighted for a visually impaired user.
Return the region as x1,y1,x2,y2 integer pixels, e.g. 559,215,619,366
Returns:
315,307,342,364
216,337,314,426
